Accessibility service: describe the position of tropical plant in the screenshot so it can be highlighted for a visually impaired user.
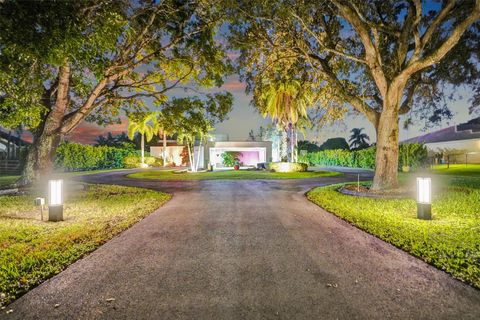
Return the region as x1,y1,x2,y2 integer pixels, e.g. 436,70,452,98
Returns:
161,93,233,172
349,128,370,150
228,0,480,190
319,137,350,151
127,112,159,167
0,0,231,184
221,152,240,167
256,79,313,162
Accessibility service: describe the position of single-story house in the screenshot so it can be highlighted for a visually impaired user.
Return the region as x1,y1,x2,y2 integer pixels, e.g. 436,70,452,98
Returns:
0,128,30,175
404,117,480,164
150,135,272,169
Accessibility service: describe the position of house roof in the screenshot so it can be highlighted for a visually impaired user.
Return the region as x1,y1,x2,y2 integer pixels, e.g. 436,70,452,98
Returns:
404,117,480,144
0,128,31,146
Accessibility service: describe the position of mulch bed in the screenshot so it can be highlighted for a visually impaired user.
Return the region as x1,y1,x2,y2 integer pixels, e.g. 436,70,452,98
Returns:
338,184,414,199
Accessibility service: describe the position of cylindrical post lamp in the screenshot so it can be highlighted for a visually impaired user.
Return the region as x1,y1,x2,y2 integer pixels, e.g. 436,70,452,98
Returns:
416,177,432,220
48,179,64,221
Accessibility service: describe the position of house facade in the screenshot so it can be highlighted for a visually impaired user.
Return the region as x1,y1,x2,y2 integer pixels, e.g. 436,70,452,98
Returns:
150,135,272,169
404,117,480,164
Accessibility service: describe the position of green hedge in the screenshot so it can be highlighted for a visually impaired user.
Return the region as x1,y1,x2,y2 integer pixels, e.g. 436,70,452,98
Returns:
268,162,308,172
123,156,162,168
55,142,138,171
299,143,427,171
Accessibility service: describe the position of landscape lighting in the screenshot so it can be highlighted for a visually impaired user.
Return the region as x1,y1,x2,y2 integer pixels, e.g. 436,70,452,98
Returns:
48,179,64,221
416,177,432,220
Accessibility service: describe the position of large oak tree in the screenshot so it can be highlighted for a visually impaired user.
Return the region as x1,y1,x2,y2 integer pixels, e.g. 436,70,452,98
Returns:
0,0,231,184
228,0,480,190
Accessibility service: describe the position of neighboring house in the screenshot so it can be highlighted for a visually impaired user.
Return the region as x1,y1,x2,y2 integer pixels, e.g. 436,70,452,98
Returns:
0,128,30,175
150,134,272,169
404,117,480,164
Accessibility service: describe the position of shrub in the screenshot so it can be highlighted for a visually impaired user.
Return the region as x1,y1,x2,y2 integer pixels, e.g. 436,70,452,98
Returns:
123,156,158,168
399,143,429,170
268,162,308,172
221,152,240,167
299,143,427,171
55,142,136,171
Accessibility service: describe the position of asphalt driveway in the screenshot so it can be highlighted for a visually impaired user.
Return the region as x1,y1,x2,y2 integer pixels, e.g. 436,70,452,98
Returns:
2,169,480,319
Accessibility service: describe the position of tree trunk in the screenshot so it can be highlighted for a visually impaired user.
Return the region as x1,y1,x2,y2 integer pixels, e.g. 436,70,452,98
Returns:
21,129,63,185
140,134,145,166
186,142,195,172
163,132,167,167
21,64,71,185
286,123,293,162
371,96,400,191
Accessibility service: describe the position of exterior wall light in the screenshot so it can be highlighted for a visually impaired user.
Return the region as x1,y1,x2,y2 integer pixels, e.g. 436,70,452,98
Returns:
48,179,64,221
416,177,432,220
34,197,45,221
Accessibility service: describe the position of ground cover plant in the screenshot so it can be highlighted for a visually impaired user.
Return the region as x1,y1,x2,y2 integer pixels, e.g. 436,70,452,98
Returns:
0,176,19,189
307,174,480,288
0,184,170,306
127,169,340,180
431,164,480,176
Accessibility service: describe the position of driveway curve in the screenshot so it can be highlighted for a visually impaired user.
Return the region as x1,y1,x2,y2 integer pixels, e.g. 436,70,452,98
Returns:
2,169,480,319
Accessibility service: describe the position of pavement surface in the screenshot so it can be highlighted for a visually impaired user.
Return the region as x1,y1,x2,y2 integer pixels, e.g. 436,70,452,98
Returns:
2,169,480,319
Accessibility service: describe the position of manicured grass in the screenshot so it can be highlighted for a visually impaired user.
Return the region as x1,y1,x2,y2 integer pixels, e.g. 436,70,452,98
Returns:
430,164,480,176
59,168,132,177
127,169,341,180
0,175,20,189
307,175,480,288
0,184,170,307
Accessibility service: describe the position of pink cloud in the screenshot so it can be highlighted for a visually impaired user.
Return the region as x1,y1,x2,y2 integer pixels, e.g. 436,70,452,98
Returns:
222,79,245,92
66,119,128,145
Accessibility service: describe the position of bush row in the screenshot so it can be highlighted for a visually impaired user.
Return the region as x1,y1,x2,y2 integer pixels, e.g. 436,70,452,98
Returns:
268,162,308,172
55,142,161,171
299,143,428,171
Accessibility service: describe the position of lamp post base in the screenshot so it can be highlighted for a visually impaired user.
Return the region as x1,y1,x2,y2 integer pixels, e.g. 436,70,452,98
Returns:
417,203,432,220
48,205,64,222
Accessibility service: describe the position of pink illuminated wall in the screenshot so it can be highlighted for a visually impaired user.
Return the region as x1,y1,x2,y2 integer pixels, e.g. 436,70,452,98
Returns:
238,151,260,166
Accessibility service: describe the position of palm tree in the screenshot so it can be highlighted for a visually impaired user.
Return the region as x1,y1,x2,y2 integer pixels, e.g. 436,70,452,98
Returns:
349,128,370,150
258,79,313,162
156,116,168,167
127,112,159,167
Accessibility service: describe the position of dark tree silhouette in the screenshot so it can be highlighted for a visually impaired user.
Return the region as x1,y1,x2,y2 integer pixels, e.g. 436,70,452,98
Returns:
349,128,370,150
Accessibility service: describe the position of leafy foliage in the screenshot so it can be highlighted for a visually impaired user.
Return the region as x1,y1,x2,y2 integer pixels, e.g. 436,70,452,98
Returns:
300,143,428,171
123,155,161,169
95,132,132,148
268,162,308,173
319,137,350,151
349,128,370,150
227,0,480,189
54,142,136,171
160,93,233,171
297,140,321,153
221,152,240,167
0,0,232,130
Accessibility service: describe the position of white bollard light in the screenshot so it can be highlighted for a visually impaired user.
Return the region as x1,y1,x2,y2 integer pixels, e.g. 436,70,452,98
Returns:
416,177,432,220
48,179,64,221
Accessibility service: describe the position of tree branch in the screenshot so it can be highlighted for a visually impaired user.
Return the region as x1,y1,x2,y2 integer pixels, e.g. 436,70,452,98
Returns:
291,12,367,65
404,0,480,76
330,0,388,97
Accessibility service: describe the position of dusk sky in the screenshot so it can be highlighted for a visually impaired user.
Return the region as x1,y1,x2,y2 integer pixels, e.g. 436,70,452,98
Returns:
65,76,476,146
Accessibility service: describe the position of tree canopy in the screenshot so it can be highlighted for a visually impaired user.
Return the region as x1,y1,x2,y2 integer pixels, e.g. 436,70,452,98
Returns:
0,0,233,183
227,0,480,189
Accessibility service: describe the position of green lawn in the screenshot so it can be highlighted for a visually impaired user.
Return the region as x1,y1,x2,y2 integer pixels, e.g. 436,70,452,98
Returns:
307,175,480,288
430,163,480,176
0,184,170,307
127,169,341,180
0,175,20,189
